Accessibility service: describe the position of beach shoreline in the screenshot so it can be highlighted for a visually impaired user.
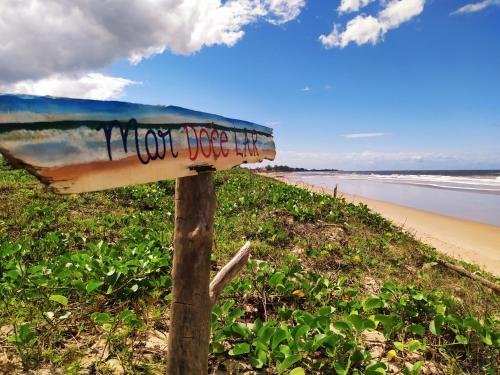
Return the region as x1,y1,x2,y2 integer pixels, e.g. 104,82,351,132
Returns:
264,172,500,277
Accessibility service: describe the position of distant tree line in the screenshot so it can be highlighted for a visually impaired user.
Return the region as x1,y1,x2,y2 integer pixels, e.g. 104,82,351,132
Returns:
253,165,338,172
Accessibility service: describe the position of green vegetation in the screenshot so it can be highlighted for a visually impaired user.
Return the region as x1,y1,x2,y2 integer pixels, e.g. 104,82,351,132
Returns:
0,159,498,374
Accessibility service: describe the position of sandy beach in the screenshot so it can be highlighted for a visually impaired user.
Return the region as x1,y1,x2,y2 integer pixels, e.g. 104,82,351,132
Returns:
267,173,500,276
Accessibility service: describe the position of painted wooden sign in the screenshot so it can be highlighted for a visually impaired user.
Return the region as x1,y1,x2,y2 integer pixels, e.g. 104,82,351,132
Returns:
0,95,275,193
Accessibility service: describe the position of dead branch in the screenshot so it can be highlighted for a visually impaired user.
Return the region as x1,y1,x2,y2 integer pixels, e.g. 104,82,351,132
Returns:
210,241,252,306
437,259,500,294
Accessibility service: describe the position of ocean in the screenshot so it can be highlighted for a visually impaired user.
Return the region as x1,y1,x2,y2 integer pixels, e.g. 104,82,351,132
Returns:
284,170,500,227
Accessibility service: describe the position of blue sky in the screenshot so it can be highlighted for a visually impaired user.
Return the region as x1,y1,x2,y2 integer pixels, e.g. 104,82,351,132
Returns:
1,0,499,170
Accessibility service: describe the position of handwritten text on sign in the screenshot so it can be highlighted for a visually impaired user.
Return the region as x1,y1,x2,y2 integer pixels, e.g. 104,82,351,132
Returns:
0,95,275,194
98,120,261,165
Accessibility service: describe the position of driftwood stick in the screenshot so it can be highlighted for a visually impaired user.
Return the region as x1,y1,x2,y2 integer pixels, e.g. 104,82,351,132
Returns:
437,259,500,294
210,241,252,306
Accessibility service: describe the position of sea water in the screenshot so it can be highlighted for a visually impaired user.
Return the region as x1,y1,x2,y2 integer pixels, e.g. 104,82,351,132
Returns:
285,170,500,227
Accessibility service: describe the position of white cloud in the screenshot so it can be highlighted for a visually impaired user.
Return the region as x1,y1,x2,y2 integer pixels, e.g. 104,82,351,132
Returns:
301,86,311,91
338,0,374,14
0,73,139,100
0,0,305,100
320,0,425,48
343,132,386,138
324,84,333,90
450,0,500,15
265,0,306,23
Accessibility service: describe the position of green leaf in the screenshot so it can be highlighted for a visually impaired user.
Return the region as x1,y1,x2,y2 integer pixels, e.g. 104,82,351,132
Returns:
272,328,288,350
232,322,251,338
480,330,493,346
376,314,401,338
5,269,20,280
408,361,423,375
8,323,36,345
256,325,275,345
252,318,263,333
323,332,340,348
348,314,364,331
49,294,68,306
229,342,250,356
413,292,424,301
311,333,328,351
364,297,383,310
435,304,446,315
118,309,143,329
293,324,310,341
394,341,404,351
429,315,444,336
293,311,315,327
269,272,286,287
222,299,235,313
463,317,481,331
407,340,425,353
364,318,377,330
250,349,267,368
279,307,294,320
366,362,387,375
319,306,333,316
279,344,291,357
277,354,301,373
228,308,245,321
210,342,224,353
334,357,351,375
85,280,104,293
91,312,111,325
332,321,351,333
407,324,425,336
254,340,268,352
289,368,305,375
455,335,468,345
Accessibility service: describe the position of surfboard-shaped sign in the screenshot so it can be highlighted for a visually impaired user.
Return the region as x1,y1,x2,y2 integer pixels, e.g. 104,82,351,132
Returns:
0,95,275,193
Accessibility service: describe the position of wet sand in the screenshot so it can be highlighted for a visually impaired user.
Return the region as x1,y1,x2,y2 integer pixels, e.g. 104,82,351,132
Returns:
266,173,500,276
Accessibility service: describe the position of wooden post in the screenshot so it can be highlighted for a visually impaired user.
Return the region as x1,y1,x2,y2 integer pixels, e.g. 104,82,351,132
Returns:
167,172,216,374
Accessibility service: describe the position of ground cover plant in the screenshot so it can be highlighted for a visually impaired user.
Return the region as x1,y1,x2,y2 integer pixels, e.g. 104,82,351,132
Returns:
0,159,498,374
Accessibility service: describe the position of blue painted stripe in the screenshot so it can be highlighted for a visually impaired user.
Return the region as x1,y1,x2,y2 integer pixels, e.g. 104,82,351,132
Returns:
0,94,272,135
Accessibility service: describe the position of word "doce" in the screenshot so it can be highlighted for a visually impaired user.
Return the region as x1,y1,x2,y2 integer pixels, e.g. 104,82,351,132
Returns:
184,125,259,161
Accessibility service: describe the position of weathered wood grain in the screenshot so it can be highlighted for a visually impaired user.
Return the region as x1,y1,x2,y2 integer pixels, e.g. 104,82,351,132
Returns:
167,173,216,374
0,94,276,193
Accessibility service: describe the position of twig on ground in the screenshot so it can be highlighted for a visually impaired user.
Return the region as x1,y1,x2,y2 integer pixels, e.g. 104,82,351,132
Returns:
436,259,499,294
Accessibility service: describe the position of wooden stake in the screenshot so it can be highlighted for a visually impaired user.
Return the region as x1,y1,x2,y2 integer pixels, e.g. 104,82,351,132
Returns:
167,172,216,374
209,241,251,306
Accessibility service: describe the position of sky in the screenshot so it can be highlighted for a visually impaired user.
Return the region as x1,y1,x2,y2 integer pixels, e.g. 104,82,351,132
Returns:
1,0,499,170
